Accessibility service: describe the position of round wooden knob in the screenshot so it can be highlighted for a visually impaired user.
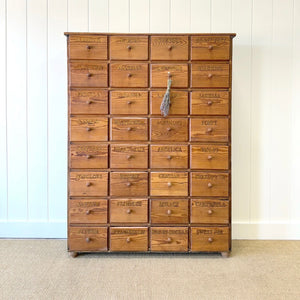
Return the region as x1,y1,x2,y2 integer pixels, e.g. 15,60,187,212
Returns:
127,101,132,105
86,210,91,215
86,100,92,105
85,237,91,243
86,155,92,159
208,237,213,243
167,127,172,131
207,182,213,188
126,208,132,214
167,237,172,243
168,46,173,51
87,73,92,78
126,237,131,243
127,45,132,50
167,182,172,187
167,155,172,160
207,128,213,133
208,45,213,50
207,155,213,160
127,155,132,160
208,73,213,79
127,73,132,78
126,182,132,187
86,45,92,50
86,127,92,131
86,182,92,187
127,127,132,131
207,209,213,215
167,209,172,215
207,101,213,106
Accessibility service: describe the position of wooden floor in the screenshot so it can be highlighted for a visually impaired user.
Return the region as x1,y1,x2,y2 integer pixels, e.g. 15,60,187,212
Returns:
0,240,299,300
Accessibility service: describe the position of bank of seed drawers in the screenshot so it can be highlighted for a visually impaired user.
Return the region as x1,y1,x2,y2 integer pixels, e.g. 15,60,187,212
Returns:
66,33,235,254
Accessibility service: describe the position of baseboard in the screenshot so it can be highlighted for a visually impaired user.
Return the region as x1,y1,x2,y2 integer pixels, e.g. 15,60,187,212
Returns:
0,221,299,239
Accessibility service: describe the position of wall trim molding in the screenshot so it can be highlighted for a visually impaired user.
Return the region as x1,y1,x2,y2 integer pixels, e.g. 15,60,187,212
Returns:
0,221,299,239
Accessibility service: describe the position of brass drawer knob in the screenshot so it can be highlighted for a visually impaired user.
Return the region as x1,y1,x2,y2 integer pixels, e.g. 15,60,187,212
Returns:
126,208,132,214
207,182,213,188
207,101,213,106
86,45,92,50
167,182,172,187
207,209,213,215
86,155,92,159
167,155,172,160
87,73,92,78
86,210,91,215
86,100,92,105
166,209,172,215
208,45,213,50
86,127,92,131
207,128,213,133
126,237,131,243
127,155,133,160
208,73,213,79
126,182,132,187
86,182,92,187
208,237,213,243
127,45,132,50
85,237,91,243
207,155,213,160
167,237,172,243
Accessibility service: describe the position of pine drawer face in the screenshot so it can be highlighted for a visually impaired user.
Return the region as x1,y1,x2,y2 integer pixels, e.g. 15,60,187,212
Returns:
66,33,235,255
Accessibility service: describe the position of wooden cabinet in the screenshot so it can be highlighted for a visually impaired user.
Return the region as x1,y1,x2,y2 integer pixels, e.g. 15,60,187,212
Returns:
66,33,235,256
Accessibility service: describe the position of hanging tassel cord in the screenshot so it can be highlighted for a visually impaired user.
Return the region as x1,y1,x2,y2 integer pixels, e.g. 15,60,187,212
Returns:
160,76,172,117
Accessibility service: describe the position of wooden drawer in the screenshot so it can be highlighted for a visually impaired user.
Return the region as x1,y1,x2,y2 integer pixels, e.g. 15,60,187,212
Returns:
151,227,188,252
70,143,108,169
190,117,228,142
150,145,188,169
191,63,229,88
110,91,148,115
150,91,188,115
190,145,229,169
190,227,230,252
110,144,148,169
151,36,188,60
110,172,148,197
110,227,148,252
151,199,188,224
69,35,107,60
191,199,229,224
151,64,188,88
110,199,148,223
191,36,230,60
190,90,229,115
70,116,108,142
150,172,188,197
151,118,188,142
69,199,107,224
190,172,229,197
69,172,108,197
70,89,108,115
69,227,107,252
110,63,148,87
111,118,148,141
70,61,107,87
110,36,148,60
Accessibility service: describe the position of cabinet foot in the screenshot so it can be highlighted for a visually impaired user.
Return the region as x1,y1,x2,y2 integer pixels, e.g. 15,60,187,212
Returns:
221,251,230,258
70,251,78,258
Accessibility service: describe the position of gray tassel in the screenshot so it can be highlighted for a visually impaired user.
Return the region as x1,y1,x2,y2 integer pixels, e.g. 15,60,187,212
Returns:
160,75,172,117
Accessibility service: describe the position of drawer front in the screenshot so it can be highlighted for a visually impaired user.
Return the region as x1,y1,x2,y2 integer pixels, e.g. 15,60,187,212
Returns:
110,199,148,223
69,35,107,60
70,61,107,87
150,145,188,169
190,118,228,142
111,118,148,141
70,89,108,115
151,36,188,60
69,199,107,224
110,172,148,197
110,227,148,252
190,90,229,115
150,172,188,197
190,145,229,170
110,63,148,87
151,118,188,142
191,172,229,197
69,227,107,251
190,227,230,252
151,227,188,252
69,172,108,197
70,116,108,142
151,64,188,88
110,36,148,60
191,199,229,224
191,36,230,60
70,144,108,169
150,91,188,115
110,91,148,115
110,144,148,169
191,63,229,88
151,199,188,224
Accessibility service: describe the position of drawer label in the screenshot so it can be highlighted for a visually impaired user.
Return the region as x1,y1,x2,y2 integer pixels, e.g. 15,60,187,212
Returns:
111,229,146,235
196,228,225,235
157,120,183,126
201,120,217,126
76,201,102,207
155,146,183,152
116,201,142,207
71,36,105,43
114,119,145,126
72,91,105,97
155,66,184,72
112,146,146,153
75,145,106,153
158,174,184,179
198,92,221,99
152,229,188,235
119,173,141,179
114,92,145,98
198,146,220,153
78,228,101,234
194,65,224,72
116,65,142,71
76,119,98,125
153,37,187,45
193,174,226,180
75,174,103,180
194,201,227,208
194,37,228,43
159,201,179,207
72,64,105,71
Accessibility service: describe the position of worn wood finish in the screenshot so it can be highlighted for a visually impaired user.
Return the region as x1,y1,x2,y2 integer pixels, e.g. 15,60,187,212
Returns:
110,199,148,223
151,199,188,224
66,33,235,255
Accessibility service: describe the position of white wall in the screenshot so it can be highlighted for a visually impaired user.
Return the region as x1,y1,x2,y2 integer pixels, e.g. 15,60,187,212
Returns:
0,0,299,239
